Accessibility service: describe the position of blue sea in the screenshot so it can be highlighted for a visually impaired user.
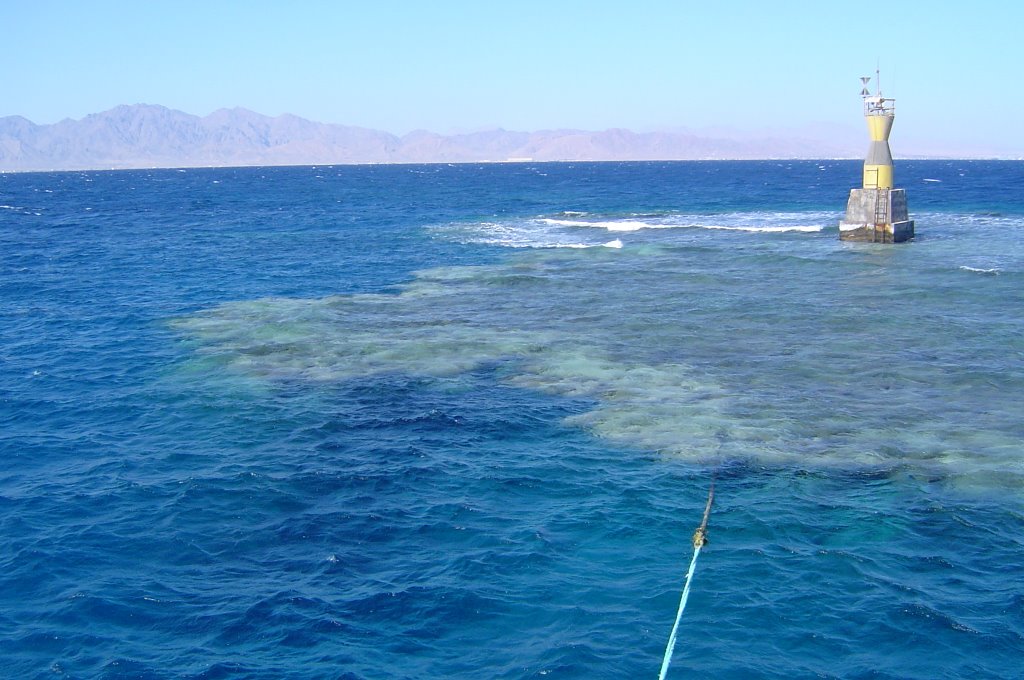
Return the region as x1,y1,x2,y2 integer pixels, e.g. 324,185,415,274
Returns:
2,160,1023,679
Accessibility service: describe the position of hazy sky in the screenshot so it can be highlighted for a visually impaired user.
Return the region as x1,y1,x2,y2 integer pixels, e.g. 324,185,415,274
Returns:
6,1,1022,155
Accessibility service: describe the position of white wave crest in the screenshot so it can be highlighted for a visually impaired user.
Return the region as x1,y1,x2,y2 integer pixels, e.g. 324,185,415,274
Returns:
694,224,823,233
541,218,664,232
434,210,831,249
545,238,622,249
542,212,827,234
958,265,1000,274
554,242,613,249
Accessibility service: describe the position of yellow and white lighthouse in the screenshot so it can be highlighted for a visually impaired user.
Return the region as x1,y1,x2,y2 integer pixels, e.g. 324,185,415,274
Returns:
839,71,915,242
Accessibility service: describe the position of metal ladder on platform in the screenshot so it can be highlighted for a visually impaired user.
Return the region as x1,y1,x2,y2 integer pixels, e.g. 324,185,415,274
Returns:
872,188,889,243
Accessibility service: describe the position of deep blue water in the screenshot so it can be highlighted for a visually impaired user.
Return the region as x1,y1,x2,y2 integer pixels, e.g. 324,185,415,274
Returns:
2,161,1023,679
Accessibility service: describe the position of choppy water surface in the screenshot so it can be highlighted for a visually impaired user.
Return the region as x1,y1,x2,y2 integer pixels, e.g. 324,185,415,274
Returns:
2,161,1023,678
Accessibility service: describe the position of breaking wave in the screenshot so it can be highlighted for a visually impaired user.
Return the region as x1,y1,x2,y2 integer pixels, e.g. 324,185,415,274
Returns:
434,210,830,248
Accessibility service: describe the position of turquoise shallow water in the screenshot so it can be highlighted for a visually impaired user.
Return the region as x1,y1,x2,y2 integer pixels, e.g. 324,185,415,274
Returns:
1,161,1023,678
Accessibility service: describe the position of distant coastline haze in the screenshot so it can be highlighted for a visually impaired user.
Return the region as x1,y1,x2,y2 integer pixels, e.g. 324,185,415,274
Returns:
1,104,871,171
0,104,1015,172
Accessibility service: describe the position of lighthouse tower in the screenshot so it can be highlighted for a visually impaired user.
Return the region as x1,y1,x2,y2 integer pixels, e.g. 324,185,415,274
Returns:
839,71,915,243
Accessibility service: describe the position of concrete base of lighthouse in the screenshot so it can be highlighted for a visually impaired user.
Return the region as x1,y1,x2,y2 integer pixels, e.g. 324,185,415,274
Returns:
839,187,915,243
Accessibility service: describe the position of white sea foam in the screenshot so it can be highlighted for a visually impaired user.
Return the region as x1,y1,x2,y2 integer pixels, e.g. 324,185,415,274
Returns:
1,204,43,216
553,242,611,249
541,211,830,234
541,218,662,231
958,265,1000,274
432,218,621,249
694,224,823,233
556,238,622,249
923,178,942,182
437,210,832,249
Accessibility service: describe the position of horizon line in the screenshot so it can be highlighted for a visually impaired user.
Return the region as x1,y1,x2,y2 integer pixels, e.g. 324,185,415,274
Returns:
6,157,1024,176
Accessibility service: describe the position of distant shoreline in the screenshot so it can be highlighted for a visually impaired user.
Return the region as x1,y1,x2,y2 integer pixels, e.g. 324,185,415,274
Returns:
4,157,1022,175
4,105,1019,173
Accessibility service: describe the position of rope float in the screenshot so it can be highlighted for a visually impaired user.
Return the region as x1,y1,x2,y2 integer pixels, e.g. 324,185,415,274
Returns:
657,478,715,680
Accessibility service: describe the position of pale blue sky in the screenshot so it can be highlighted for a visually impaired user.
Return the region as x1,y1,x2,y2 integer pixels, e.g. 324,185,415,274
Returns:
6,1,1022,154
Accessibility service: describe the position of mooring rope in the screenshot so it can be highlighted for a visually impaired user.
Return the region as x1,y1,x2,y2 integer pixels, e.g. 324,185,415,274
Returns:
657,478,715,680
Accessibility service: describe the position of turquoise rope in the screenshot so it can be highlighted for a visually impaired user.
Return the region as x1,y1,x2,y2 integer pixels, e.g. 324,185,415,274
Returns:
657,543,703,680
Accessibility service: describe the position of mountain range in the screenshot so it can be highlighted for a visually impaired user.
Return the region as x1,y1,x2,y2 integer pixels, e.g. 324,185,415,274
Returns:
0,104,865,171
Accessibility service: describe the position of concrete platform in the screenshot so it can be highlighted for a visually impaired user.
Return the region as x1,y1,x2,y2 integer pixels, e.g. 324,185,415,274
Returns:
839,188,914,243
